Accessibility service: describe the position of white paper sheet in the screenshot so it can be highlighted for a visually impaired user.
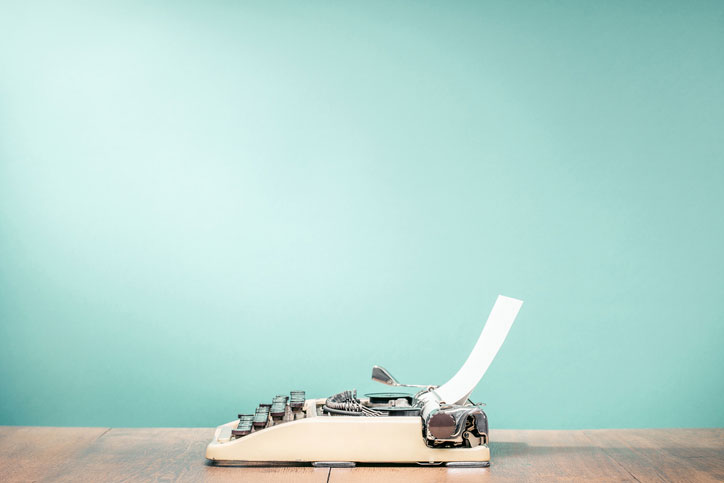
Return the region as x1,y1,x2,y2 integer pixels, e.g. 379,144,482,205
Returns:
430,295,523,405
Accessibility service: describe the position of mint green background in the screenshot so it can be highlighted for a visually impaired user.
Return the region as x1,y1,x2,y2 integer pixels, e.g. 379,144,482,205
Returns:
1,1,723,429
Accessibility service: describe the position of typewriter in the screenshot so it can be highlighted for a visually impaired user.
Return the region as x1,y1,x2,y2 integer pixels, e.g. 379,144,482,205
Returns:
206,295,522,467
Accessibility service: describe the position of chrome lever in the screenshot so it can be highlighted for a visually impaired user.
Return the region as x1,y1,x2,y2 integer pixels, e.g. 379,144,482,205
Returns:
371,365,432,389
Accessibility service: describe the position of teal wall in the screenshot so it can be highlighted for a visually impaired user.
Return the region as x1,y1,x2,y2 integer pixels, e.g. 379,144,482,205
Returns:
1,1,723,429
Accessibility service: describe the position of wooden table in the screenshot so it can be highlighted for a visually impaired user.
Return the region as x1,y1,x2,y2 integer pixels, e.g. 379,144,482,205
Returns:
1,427,722,482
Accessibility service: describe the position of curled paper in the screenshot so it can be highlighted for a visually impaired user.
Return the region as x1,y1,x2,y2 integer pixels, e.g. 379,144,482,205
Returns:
428,295,523,405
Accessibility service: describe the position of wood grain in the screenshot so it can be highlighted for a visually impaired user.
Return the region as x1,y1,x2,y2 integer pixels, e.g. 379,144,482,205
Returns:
40,428,329,483
328,430,637,483
583,428,724,483
0,426,109,482
487,429,637,482
1,427,722,482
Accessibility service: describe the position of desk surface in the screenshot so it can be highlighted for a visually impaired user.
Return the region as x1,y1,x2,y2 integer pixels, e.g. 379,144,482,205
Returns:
0,427,722,482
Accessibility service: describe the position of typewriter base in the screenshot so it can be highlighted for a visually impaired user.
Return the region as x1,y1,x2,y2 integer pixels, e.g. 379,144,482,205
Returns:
206,417,490,464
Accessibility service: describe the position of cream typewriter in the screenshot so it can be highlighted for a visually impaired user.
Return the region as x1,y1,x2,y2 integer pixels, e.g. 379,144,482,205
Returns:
206,295,522,467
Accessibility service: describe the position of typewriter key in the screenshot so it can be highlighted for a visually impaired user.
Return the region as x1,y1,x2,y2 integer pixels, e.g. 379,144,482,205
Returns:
253,406,270,428
232,414,254,437
270,402,286,420
290,390,306,410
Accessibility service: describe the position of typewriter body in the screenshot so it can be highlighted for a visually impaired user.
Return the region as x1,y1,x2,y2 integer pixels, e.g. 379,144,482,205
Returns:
206,295,522,467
